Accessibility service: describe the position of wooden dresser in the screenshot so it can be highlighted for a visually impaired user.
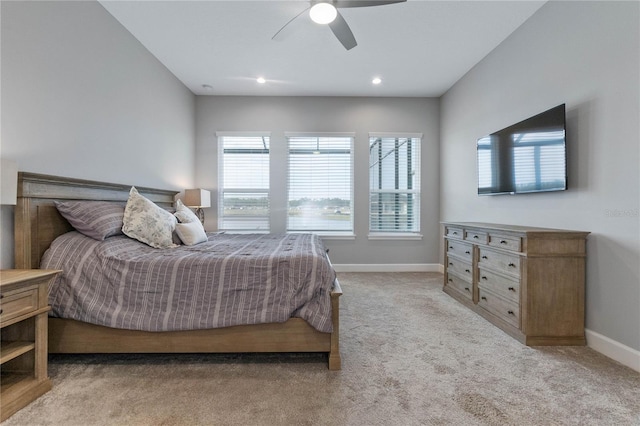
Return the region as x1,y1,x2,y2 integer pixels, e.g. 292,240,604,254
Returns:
1,269,60,421
442,222,589,345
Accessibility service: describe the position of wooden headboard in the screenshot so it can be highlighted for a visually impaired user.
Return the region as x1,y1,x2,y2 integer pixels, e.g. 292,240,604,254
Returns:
14,172,179,269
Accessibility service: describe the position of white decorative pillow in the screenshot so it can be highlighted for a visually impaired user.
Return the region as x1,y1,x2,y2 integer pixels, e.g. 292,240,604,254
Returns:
175,221,208,246
122,187,177,249
174,199,200,224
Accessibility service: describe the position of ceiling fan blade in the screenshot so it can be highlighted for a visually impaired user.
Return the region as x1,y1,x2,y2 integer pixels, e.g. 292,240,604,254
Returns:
272,6,311,40
329,11,357,50
334,0,406,8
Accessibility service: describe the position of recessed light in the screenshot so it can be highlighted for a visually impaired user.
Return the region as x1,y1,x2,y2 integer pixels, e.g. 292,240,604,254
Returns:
256,77,266,84
201,84,213,90
372,77,382,85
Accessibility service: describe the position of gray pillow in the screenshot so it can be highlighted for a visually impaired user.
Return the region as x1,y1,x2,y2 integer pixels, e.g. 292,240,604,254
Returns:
55,201,125,240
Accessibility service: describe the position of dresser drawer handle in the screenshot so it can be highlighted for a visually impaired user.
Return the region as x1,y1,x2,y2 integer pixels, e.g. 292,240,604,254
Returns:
481,276,487,280
473,235,479,239
452,231,458,235
465,269,470,273
481,296,487,301
448,278,453,282
465,287,470,292
481,255,488,259
500,240,507,244
508,287,515,292
465,250,471,254
449,246,453,250
508,263,516,268
449,262,453,266
507,310,515,315
0,309,3,314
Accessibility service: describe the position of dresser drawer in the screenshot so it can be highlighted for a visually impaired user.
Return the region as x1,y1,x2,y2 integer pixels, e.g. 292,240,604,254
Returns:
446,239,473,261
488,233,522,252
446,257,473,281
465,230,487,244
445,274,473,301
478,248,521,276
0,286,39,324
478,288,520,328
445,226,464,240
478,268,520,303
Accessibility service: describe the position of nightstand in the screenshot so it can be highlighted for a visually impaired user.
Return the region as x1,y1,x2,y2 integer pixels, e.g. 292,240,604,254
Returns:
1,269,61,421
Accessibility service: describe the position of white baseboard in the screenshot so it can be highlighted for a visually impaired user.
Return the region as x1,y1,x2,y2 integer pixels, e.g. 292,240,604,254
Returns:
332,263,441,273
586,329,640,373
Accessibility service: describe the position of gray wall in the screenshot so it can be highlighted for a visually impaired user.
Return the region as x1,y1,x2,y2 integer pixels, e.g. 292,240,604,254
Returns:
440,2,639,351
0,1,196,268
195,96,440,266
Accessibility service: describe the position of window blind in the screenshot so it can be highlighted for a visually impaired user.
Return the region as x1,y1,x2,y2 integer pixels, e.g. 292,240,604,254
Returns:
218,135,270,231
369,136,421,233
287,135,353,232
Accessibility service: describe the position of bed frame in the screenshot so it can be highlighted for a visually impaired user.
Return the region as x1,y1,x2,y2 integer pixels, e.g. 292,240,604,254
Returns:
14,172,342,370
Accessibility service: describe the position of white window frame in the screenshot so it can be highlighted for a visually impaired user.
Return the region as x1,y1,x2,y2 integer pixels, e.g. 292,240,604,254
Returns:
368,132,422,240
217,131,271,233
285,132,355,238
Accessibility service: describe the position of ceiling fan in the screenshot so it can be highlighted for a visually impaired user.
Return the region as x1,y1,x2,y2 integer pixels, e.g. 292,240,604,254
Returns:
272,0,407,51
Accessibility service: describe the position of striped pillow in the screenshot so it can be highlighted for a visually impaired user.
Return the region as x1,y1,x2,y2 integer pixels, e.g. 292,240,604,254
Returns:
55,201,125,240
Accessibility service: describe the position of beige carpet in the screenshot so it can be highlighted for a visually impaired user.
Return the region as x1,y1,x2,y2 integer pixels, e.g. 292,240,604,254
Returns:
3,272,639,426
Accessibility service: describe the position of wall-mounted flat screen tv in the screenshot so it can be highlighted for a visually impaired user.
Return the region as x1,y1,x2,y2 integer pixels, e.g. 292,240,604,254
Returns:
477,104,567,195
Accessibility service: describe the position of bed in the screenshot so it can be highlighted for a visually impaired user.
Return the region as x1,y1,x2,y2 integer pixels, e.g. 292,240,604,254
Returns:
14,172,342,370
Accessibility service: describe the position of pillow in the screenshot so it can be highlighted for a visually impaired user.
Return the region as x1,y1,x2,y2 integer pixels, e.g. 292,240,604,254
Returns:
174,199,200,224
55,201,125,240
175,221,208,246
122,187,177,249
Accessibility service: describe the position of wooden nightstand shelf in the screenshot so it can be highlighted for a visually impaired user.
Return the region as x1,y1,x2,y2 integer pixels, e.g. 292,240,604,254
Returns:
1,269,60,422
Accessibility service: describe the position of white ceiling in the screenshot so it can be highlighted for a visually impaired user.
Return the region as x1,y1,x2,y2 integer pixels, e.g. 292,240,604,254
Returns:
99,0,546,97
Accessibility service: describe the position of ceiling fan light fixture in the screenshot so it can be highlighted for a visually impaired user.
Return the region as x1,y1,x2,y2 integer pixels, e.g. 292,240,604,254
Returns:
309,3,337,25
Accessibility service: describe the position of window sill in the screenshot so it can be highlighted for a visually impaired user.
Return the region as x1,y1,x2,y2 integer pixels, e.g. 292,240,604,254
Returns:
367,233,423,241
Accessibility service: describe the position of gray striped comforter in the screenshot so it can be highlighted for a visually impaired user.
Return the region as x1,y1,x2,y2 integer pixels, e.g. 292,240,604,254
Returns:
41,232,336,333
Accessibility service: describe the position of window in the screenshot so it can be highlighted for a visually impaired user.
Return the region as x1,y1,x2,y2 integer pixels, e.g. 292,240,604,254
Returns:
287,134,353,234
369,134,421,235
218,133,270,231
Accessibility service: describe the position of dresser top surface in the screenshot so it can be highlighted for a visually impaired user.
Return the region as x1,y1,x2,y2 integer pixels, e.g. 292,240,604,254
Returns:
442,222,590,237
0,269,61,287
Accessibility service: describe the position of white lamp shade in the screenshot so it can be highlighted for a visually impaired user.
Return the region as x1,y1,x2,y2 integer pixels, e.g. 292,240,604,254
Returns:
184,189,211,208
1,159,18,205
